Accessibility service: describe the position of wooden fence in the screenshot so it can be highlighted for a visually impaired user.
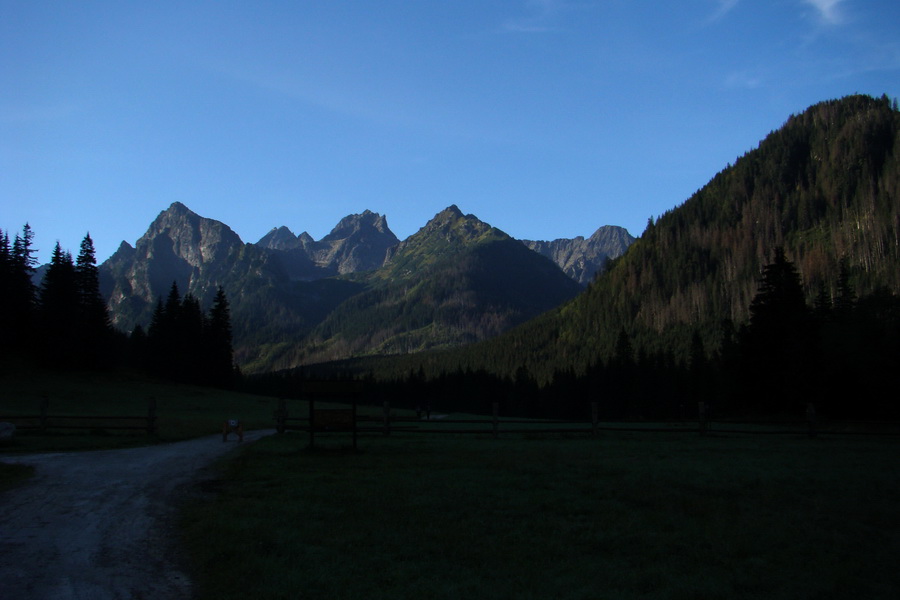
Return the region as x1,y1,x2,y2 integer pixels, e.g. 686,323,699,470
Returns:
274,400,900,441
0,397,158,435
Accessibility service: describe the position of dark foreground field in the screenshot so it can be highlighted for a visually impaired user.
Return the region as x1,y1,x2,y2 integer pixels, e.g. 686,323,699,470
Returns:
182,431,900,600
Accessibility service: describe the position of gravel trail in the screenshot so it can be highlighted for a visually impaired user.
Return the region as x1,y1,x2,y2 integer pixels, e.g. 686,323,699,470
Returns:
0,431,273,600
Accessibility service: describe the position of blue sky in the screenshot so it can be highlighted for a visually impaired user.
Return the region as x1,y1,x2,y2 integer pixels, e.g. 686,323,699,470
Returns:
2,0,899,264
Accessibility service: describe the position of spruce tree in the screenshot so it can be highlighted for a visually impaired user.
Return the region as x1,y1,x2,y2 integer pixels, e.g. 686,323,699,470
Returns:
742,247,813,414
204,286,235,387
748,247,808,332
1,225,38,357
38,242,79,367
146,283,183,378
177,293,205,381
75,233,112,367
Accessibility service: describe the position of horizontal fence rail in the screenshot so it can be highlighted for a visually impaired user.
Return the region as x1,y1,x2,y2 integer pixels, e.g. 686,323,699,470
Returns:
273,400,900,442
0,397,158,435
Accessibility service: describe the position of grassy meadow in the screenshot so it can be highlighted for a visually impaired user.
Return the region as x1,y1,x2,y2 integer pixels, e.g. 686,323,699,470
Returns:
0,364,282,452
3,366,899,598
182,431,900,600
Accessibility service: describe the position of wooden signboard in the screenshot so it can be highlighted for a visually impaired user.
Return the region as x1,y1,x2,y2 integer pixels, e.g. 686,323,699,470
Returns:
303,381,361,449
312,408,355,431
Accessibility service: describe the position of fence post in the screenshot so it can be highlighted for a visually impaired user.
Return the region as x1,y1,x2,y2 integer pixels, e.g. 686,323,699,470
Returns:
591,401,599,437
275,398,287,434
147,397,157,435
40,396,49,431
806,402,817,439
492,402,499,439
308,396,315,449
698,401,707,436
383,401,391,436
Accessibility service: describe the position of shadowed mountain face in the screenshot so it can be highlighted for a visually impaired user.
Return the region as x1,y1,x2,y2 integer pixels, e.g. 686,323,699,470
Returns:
99,202,608,372
290,206,584,364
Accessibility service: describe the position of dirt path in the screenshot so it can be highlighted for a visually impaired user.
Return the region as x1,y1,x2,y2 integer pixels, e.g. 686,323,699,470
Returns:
0,431,273,600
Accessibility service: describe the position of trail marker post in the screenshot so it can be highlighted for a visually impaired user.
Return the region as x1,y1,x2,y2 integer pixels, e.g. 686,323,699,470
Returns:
302,381,362,450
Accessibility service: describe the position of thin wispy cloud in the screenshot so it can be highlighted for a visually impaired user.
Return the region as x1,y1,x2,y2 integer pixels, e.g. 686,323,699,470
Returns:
724,70,764,90
706,0,740,24
802,0,846,25
502,0,567,33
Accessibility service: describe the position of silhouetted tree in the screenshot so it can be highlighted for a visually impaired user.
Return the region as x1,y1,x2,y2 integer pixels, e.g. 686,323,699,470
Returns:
38,242,79,366
748,247,808,332
146,283,182,378
75,233,112,367
203,286,236,387
741,248,813,413
142,282,236,386
0,225,38,357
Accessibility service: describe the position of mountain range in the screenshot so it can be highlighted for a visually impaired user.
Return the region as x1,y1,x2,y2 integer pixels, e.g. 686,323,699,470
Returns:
100,94,899,383
99,202,632,372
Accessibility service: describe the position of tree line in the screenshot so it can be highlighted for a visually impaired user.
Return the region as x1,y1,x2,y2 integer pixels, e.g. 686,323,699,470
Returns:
256,246,900,421
0,224,236,387
132,282,237,386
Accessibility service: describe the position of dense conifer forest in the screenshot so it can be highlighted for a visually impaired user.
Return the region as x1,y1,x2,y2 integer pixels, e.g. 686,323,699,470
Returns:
0,227,237,388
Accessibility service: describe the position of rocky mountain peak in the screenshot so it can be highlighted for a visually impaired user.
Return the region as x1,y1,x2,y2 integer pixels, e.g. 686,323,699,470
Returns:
417,205,495,241
522,225,635,285
252,210,400,278
138,202,243,269
383,206,505,273
323,209,392,242
258,226,302,251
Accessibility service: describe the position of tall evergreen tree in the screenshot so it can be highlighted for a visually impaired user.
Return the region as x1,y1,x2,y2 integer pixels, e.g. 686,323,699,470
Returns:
75,233,112,367
146,283,182,378
748,247,808,332
203,286,236,387
177,292,205,381
1,225,38,357
142,282,236,385
741,247,813,413
0,230,16,356
38,242,79,366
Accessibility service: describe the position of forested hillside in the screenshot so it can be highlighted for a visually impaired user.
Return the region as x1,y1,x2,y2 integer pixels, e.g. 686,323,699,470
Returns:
309,95,900,418
455,94,900,378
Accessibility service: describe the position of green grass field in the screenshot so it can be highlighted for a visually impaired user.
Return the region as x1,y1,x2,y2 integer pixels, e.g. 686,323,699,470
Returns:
0,366,283,452
3,367,899,598
182,431,900,600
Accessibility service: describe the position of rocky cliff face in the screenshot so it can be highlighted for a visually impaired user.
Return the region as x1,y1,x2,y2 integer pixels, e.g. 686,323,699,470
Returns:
257,225,303,251
100,203,403,337
256,210,399,278
522,225,635,285
100,202,254,331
